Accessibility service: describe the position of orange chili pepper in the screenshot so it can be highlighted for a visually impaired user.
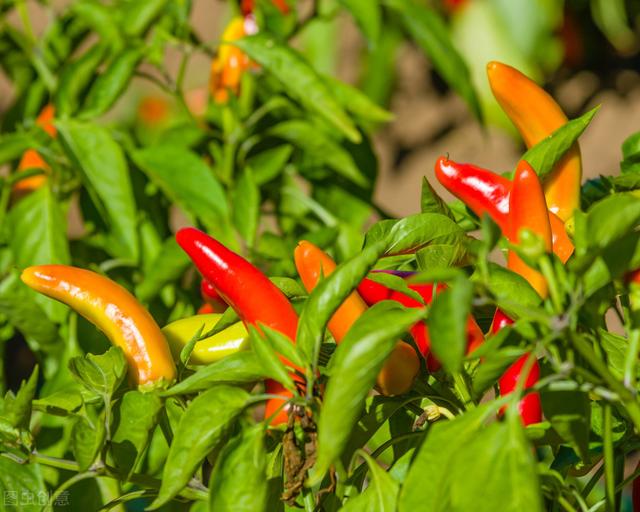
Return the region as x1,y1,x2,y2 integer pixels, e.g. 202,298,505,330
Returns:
13,104,57,197
209,18,253,103
294,241,420,395
507,161,552,298
487,61,582,222
21,265,176,386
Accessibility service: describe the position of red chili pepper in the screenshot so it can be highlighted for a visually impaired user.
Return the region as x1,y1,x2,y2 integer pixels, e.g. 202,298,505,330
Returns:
200,279,228,313
491,309,542,426
434,156,574,263
176,227,299,425
358,275,484,371
508,160,553,298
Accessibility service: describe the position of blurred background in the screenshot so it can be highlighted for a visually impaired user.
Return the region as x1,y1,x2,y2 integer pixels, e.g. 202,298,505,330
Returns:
3,0,639,217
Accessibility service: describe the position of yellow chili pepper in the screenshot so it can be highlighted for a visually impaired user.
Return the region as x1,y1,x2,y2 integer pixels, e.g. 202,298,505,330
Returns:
21,265,176,386
487,61,582,222
162,314,248,365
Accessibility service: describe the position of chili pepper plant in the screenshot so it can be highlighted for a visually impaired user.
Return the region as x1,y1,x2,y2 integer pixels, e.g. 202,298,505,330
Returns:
2,0,640,511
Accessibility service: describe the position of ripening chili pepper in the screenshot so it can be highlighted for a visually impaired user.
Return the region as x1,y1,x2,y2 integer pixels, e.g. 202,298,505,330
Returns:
434,156,574,263
209,17,255,103
294,241,420,395
487,61,582,222
358,276,484,372
21,265,176,386
491,308,542,426
507,160,553,298
13,104,57,197
200,279,228,313
176,227,299,425
162,314,248,365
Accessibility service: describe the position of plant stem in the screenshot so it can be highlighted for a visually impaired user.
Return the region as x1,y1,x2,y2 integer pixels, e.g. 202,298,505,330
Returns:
602,404,615,512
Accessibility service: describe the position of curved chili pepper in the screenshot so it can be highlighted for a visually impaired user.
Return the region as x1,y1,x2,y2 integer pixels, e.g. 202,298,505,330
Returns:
21,265,176,386
176,227,298,425
14,104,57,197
294,241,419,395
508,160,553,299
359,276,483,372
209,17,254,103
491,309,542,426
162,314,248,365
487,61,582,222
200,279,228,313
434,156,574,263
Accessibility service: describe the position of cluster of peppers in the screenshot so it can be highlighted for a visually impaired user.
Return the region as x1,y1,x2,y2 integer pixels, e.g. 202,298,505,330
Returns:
17,61,599,432
209,0,289,103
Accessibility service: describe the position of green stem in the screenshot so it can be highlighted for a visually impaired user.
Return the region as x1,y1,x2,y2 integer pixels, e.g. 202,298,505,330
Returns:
624,328,640,390
45,472,96,511
452,372,475,409
603,404,615,512
31,452,80,472
539,257,562,313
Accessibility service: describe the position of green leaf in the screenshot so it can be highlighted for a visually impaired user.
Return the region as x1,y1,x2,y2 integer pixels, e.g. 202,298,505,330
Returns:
621,131,640,174
259,323,306,369
583,193,640,253
111,390,163,476
420,177,453,218
0,457,46,512
540,389,590,462
150,386,250,508
522,106,599,180
209,424,267,512
427,275,472,373
310,302,425,484
135,237,190,302
480,263,542,313
7,186,70,322
248,326,295,391
248,145,293,185
55,43,108,116
132,145,233,244
342,452,399,512
386,0,482,122
269,120,368,188
338,0,381,43
118,0,167,37
399,402,541,512
296,240,387,363
71,1,122,50
161,351,266,397
234,34,361,143
384,213,466,256
68,347,128,398
325,75,393,124
233,167,260,247
2,366,38,429
33,389,84,416
57,120,139,261
72,408,106,471
81,48,144,118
